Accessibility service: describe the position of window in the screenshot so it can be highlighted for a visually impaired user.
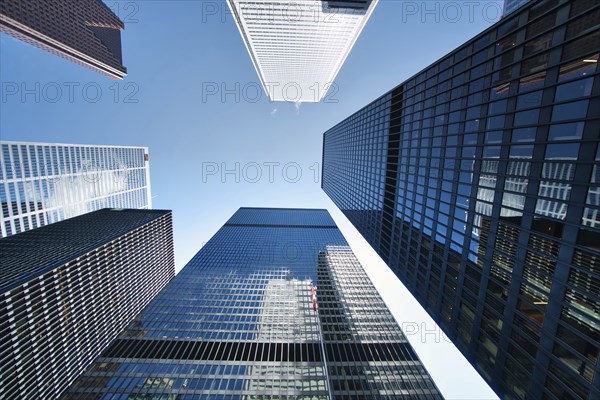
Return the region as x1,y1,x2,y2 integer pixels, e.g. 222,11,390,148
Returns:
548,122,585,141
514,110,540,126
497,17,519,37
559,54,599,82
519,71,546,92
487,115,506,130
495,49,517,69
485,131,504,144
562,31,600,61
483,147,501,158
492,67,513,85
523,32,553,57
570,0,598,17
529,0,559,19
510,145,534,158
551,100,589,122
555,77,594,102
517,90,543,109
512,128,537,143
545,143,580,159
491,83,510,99
521,52,550,75
474,34,491,51
528,10,557,38
566,8,600,40
489,99,508,115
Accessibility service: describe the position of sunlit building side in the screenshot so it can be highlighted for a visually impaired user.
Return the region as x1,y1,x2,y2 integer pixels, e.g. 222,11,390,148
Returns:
0,141,152,237
226,0,378,102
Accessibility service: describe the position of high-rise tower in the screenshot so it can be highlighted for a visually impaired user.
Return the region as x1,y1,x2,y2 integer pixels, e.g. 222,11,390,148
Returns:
64,208,441,399
0,208,174,399
322,0,600,398
226,0,378,102
0,0,127,79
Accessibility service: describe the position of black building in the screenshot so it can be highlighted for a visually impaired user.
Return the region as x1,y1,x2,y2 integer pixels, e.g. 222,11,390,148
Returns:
322,0,600,398
0,208,174,398
0,0,127,79
64,208,442,399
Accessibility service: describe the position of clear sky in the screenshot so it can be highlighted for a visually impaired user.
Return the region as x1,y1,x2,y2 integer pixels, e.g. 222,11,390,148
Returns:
1,1,505,398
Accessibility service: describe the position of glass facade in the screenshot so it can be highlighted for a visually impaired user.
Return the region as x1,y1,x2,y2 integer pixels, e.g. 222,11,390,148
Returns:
322,0,600,399
0,0,127,79
64,207,441,399
0,209,175,399
0,141,152,237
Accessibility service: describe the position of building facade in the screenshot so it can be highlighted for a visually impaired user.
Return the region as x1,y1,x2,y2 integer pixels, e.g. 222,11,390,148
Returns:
0,0,127,79
0,141,152,237
504,0,532,16
64,207,441,399
226,0,378,102
0,208,175,399
322,0,600,398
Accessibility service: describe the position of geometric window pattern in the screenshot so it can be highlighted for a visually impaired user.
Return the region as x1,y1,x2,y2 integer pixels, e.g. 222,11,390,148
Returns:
323,0,600,398
0,0,126,78
0,209,174,399
63,208,441,399
0,141,152,237
226,0,378,102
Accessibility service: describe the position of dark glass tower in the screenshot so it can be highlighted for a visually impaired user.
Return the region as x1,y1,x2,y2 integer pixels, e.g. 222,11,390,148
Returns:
322,1,600,399
0,208,174,399
64,207,441,399
0,0,127,79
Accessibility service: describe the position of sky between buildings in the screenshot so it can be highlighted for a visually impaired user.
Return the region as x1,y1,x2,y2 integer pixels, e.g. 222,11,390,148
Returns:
0,1,506,398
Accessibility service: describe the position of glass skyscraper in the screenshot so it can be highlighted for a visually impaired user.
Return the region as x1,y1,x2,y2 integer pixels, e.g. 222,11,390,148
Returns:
322,0,599,399
64,207,441,399
0,141,152,237
0,0,127,79
0,208,175,399
226,0,378,102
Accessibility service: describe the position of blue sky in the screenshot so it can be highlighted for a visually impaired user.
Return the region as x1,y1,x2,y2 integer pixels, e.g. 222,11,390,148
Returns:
1,1,504,398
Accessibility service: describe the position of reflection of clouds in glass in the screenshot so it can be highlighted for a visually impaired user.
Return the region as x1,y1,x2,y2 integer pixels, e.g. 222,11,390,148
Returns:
501,193,526,217
257,279,317,342
44,165,130,219
535,161,576,221
1,142,151,237
23,180,42,203
470,152,598,246
535,198,568,220
583,164,599,228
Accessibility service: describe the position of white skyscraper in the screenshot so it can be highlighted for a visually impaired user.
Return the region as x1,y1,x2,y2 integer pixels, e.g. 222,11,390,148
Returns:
0,141,152,237
227,0,378,102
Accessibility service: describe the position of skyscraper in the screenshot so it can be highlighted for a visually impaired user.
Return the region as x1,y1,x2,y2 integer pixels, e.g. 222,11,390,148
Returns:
226,0,378,102
0,141,152,237
322,0,600,398
504,0,531,16
0,0,127,79
0,208,175,399
64,208,442,399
